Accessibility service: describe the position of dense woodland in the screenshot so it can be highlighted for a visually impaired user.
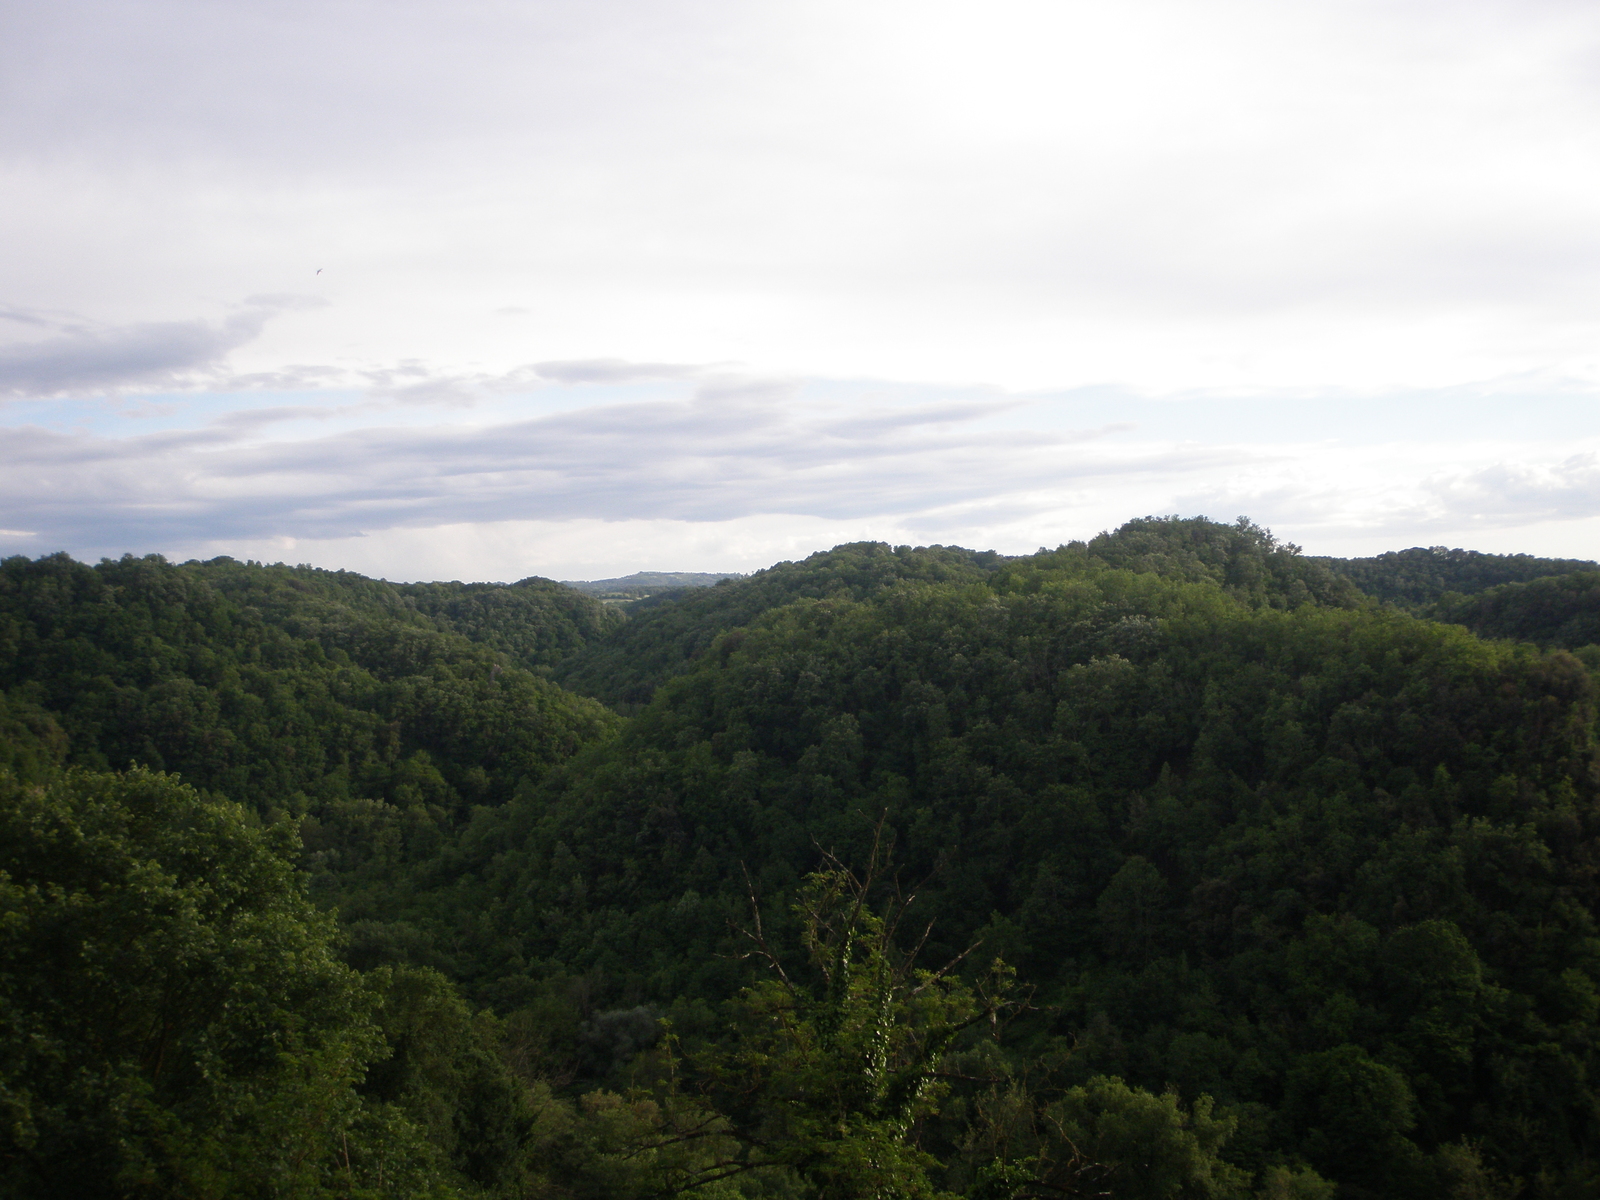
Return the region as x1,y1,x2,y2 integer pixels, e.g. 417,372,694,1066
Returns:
5,517,1600,1198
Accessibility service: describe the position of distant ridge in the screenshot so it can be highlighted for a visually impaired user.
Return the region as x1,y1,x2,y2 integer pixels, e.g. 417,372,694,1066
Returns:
560,570,744,601
1312,545,1599,607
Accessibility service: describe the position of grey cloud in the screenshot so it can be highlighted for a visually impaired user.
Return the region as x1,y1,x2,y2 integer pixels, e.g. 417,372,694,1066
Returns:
1427,454,1600,524
224,364,351,391
895,493,1095,533
533,359,707,385
7,0,1600,397
358,361,492,407
0,298,312,398
1169,447,1600,544
690,375,799,404
306,358,713,406
1276,453,1600,540
10,377,1594,559
209,405,347,434
0,390,1158,550
0,308,59,328
824,400,1031,439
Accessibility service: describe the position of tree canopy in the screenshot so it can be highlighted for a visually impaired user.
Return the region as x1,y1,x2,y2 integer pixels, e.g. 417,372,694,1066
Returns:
4,518,1600,1197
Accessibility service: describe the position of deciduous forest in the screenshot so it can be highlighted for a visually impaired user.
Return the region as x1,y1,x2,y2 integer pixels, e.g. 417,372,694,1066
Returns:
5,517,1600,1199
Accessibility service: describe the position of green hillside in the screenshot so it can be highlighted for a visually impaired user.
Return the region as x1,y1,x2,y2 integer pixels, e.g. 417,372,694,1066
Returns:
0,550,617,837
560,571,745,604
397,574,624,668
1073,515,1365,608
552,541,1007,710
1430,571,1600,652
553,517,1359,715
401,547,1600,1194
1315,546,1597,608
5,519,1600,1199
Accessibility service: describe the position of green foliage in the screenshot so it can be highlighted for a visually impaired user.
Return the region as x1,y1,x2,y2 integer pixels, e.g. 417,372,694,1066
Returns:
0,690,67,783
694,850,1016,1199
361,966,534,1191
553,541,1005,710
1316,546,1597,608
1432,571,1600,650
1254,1165,1337,1200
1285,1045,1422,1192
185,556,620,671
0,767,786,1199
9,519,1600,1196
410,547,1600,1194
0,552,618,913
958,1072,1267,1199
1096,855,1169,963
0,767,423,1198
1039,1076,1249,1199
1061,515,1364,610
555,517,1380,714
394,576,623,670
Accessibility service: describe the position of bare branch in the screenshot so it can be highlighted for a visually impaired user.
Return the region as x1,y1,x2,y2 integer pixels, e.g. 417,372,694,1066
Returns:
729,861,792,989
909,938,983,996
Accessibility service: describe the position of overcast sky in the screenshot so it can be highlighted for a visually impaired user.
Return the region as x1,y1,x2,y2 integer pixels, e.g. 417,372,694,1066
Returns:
3,0,1598,580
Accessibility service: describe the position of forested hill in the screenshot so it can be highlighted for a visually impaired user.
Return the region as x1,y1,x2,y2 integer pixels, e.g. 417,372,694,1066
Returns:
390,541,1600,1191
7,518,1600,1199
1431,570,1600,650
561,570,745,602
0,551,619,813
1308,545,1600,651
1071,515,1365,608
1314,546,1598,608
396,574,623,668
550,519,1595,715
550,518,1359,712
551,541,1009,709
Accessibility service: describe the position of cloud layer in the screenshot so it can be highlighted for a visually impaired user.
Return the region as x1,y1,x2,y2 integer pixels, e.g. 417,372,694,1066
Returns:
0,298,315,397
4,2,1598,576
3,366,1596,576
5,1,1600,390
0,382,1136,541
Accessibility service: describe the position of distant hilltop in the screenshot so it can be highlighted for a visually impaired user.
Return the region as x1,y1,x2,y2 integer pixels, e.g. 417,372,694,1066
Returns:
560,570,744,602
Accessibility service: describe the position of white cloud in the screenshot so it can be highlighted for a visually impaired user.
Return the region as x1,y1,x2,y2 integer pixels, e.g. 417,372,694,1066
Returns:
4,1,1600,573
0,297,316,397
0,382,1149,545
1426,453,1600,524
4,1,1600,389
2,369,1598,575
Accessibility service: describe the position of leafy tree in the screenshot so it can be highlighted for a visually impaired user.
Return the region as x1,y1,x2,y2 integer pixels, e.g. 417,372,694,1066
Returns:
0,691,67,783
0,767,432,1198
693,844,1019,1199
1096,856,1169,964
1284,1045,1424,1195
1034,1076,1248,1199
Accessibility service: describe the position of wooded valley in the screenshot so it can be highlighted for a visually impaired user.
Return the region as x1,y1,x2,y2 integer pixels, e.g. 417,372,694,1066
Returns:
5,516,1600,1199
